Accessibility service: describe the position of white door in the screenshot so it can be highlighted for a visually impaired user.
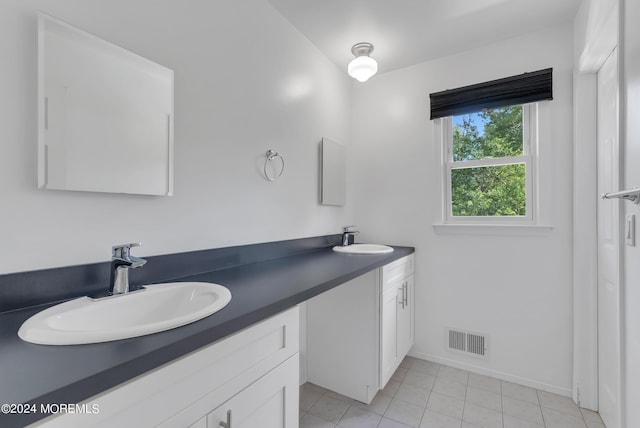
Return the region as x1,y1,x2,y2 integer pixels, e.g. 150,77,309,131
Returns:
380,285,399,387
597,47,622,428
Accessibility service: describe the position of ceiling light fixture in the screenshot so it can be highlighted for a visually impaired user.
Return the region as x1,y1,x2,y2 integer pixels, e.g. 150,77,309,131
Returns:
348,42,378,82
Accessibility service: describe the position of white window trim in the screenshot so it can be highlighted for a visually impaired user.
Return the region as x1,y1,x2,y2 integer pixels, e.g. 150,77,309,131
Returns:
440,103,539,225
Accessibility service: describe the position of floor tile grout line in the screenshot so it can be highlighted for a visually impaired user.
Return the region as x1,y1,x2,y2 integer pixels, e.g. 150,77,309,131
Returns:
500,389,505,428
500,384,505,428
419,362,443,428
537,389,547,428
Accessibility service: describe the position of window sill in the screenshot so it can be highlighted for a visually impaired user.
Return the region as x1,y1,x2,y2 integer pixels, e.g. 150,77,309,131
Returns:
432,223,554,235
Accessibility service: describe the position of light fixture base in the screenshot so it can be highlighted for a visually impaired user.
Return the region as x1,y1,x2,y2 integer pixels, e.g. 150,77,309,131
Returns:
351,42,374,57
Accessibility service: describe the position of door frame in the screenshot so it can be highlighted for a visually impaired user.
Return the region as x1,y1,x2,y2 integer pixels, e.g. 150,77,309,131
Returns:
572,0,622,414
596,47,623,428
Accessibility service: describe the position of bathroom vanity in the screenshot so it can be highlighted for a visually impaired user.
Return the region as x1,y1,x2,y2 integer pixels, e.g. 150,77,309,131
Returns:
30,251,413,426
0,236,413,427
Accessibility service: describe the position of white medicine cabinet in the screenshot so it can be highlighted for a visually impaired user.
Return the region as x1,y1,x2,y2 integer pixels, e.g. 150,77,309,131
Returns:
320,137,346,206
37,13,174,196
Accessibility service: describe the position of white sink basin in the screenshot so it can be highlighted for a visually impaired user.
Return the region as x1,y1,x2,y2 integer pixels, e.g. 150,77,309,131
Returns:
332,244,394,254
18,282,232,345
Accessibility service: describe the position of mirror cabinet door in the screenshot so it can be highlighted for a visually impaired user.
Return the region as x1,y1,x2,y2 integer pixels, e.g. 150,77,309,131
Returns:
321,137,346,206
38,13,174,196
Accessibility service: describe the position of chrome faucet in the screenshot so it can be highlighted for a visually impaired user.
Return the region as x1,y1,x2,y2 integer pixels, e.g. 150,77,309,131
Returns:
109,243,147,295
342,226,360,246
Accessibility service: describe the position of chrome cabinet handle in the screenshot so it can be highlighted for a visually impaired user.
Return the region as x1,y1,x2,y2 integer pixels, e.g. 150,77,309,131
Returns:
399,283,406,309
403,281,408,307
220,410,232,428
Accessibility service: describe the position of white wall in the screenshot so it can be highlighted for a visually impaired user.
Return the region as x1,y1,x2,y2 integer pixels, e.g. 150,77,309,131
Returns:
0,0,352,274
350,24,575,395
622,0,640,425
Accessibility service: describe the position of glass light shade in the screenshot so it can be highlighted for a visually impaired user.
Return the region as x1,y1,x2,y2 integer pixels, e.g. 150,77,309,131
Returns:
348,55,378,82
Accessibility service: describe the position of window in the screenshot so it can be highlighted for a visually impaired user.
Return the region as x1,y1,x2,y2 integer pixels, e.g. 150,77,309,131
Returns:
442,103,537,223
429,68,551,225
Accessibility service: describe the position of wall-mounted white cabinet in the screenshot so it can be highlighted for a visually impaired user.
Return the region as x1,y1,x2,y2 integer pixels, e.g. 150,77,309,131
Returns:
307,255,414,404
31,307,299,428
38,13,174,196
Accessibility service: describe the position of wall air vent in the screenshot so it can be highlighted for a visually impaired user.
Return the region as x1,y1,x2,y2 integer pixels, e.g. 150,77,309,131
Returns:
449,329,466,352
446,328,489,359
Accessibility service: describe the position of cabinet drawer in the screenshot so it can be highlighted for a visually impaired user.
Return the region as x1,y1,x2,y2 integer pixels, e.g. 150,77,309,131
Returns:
382,254,414,292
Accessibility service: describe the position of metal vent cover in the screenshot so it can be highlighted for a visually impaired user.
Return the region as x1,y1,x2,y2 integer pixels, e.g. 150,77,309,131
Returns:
446,328,489,359
449,329,466,352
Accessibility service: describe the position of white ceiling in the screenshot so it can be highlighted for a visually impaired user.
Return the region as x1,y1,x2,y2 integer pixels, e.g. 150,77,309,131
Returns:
267,0,583,75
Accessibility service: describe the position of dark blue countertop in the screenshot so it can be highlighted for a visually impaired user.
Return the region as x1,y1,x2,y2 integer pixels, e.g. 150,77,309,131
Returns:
0,243,413,427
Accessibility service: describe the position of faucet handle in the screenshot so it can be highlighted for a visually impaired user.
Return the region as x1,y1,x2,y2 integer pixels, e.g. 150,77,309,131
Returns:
343,225,359,233
112,242,141,259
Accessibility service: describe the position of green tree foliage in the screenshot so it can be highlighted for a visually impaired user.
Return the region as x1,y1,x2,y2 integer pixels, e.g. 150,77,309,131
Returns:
451,106,526,217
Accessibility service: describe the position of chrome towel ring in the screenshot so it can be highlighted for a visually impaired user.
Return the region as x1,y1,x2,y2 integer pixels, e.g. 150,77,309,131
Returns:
264,150,285,181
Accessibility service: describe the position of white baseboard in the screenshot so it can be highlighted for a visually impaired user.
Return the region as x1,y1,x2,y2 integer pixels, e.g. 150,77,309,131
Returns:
407,350,573,399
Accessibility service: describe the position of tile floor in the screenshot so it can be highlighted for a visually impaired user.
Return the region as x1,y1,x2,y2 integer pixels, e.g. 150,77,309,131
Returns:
299,357,606,428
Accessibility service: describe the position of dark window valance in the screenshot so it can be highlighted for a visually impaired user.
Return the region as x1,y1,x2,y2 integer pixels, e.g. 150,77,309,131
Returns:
429,68,552,119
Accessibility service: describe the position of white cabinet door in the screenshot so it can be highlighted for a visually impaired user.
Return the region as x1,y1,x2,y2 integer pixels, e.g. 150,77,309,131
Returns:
397,275,414,360
188,418,207,428
379,256,414,390
208,355,299,428
380,285,399,387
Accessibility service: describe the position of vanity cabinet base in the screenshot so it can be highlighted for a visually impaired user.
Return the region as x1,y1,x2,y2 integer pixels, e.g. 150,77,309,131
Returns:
307,254,414,404
31,307,300,428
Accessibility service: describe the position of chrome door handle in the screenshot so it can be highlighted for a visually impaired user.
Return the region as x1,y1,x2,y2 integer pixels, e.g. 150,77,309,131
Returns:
399,283,406,309
220,410,232,428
